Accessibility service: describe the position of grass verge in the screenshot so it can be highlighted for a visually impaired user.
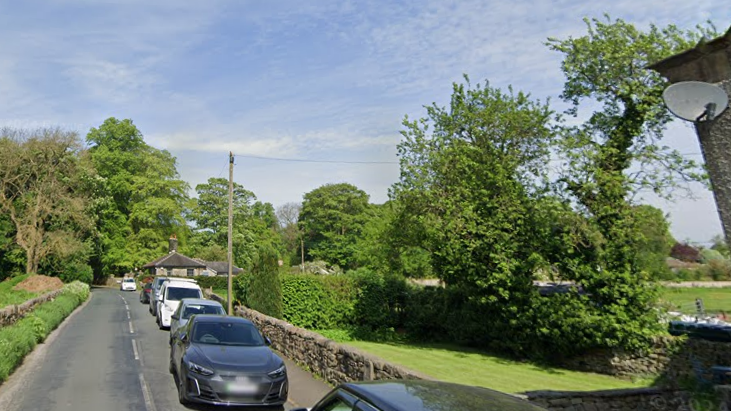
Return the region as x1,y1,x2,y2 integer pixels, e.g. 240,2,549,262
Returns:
0,281,89,383
659,287,731,315
0,275,38,308
338,340,654,394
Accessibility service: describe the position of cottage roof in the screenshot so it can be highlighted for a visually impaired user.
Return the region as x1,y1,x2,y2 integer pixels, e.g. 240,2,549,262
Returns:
142,252,207,269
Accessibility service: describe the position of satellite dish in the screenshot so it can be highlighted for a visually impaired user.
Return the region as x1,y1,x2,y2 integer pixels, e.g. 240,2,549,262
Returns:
662,81,728,122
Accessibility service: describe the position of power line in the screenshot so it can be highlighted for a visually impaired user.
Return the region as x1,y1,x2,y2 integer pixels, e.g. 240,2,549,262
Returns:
234,154,398,164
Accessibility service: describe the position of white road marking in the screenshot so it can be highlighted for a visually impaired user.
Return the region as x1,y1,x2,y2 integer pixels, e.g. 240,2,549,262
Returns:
139,373,157,411
126,312,130,320
131,339,139,360
129,321,134,334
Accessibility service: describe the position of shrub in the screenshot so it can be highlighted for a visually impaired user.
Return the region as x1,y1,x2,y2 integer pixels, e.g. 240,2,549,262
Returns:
59,263,94,285
349,269,408,332
193,275,230,290
247,246,283,318
701,259,731,281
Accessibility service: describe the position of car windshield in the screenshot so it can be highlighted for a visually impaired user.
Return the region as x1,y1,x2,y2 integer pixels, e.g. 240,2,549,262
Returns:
182,304,225,319
123,279,134,283
166,287,201,301
191,322,265,346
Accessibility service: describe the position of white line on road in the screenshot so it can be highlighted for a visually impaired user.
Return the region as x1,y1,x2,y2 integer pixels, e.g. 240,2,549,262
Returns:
127,311,130,320
129,321,134,334
139,373,157,411
131,339,139,360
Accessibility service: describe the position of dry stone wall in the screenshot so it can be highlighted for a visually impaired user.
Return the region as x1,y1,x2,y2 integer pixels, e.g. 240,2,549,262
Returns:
231,304,731,410
0,288,65,327
234,305,431,386
564,336,731,385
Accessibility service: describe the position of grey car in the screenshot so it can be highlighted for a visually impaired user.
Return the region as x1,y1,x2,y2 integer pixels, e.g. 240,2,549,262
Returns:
170,315,288,406
169,298,225,344
292,379,547,411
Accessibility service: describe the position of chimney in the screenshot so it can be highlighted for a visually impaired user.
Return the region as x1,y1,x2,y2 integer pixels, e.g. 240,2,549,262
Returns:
168,234,178,254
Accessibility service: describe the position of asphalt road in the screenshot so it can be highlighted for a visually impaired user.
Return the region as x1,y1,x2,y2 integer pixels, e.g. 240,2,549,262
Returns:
0,287,331,411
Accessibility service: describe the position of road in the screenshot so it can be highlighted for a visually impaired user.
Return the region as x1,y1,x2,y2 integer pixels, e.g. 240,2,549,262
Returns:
0,287,331,411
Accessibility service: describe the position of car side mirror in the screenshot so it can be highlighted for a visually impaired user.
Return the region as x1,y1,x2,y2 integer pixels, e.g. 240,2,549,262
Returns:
179,333,188,343
290,408,308,411
265,337,272,346
171,314,179,320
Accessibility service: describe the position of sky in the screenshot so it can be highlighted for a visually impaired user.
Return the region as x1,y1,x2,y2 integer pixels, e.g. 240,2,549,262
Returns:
0,0,729,244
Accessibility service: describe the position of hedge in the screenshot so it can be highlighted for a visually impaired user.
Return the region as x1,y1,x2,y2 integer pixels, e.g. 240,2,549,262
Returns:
0,281,89,382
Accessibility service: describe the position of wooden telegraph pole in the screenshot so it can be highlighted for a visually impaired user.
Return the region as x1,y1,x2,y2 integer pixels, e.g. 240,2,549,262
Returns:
227,152,234,315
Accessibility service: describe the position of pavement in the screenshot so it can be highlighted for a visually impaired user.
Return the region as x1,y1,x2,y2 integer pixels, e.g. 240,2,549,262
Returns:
0,287,331,411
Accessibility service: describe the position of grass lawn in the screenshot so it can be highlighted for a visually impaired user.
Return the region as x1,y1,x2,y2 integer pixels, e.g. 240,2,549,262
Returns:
0,275,38,308
212,288,229,298
659,287,731,315
342,341,653,394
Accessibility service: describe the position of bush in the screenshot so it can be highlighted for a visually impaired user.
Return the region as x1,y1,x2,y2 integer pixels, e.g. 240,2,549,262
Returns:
247,246,283,318
701,259,731,281
59,263,94,285
0,281,89,382
192,275,230,290
349,269,408,332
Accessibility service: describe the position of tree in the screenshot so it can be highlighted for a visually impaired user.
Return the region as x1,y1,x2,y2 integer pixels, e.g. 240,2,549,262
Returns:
276,202,303,266
0,128,95,274
547,16,717,202
539,16,716,351
632,205,674,279
391,77,562,355
392,77,554,290
247,245,283,318
188,178,280,270
86,118,189,277
299,183,372,269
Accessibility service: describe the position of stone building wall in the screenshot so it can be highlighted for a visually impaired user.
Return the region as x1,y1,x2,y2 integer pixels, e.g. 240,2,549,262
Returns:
0,288,65,327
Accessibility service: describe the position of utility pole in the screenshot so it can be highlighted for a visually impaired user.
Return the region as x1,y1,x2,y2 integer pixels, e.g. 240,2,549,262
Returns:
227,152,234,315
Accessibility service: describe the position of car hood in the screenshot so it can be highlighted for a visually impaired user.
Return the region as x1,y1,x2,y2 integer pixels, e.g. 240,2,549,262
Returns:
190,344,281,373
165,300,181,313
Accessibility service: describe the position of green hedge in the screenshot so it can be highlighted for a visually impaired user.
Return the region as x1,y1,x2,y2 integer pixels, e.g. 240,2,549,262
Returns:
0,281,89,382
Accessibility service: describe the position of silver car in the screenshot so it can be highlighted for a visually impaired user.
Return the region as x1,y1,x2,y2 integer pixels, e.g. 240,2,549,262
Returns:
170,315,288,406
169,299,225,344
148,276,170,317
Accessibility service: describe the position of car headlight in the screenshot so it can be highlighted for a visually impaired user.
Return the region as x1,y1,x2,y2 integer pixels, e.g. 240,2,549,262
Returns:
188,361,214,376
267,365,286,379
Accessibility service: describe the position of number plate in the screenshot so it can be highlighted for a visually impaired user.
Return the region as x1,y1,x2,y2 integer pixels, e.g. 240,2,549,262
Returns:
227,377,258,394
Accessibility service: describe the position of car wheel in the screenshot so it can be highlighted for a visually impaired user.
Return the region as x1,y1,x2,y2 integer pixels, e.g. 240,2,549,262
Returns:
177,369,190,405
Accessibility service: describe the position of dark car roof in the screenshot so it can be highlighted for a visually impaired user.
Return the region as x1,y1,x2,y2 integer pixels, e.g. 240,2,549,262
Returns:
189,314,253,325
340,380,545,411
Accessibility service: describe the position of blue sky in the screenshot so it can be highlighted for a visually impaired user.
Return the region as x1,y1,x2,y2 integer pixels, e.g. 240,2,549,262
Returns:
0,0,728,243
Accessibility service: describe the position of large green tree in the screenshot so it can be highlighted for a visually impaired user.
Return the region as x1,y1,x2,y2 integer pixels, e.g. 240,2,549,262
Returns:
86,118,189,277
0,128,95,274
299,183,372,270
186,177,280,269
393,78,554,290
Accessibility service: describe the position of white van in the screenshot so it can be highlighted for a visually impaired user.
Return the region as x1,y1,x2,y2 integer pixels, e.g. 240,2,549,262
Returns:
156,279,203,329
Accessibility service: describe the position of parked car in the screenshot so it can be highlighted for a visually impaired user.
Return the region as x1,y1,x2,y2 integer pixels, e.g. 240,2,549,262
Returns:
139,282,153,304
291,380,547,411
170,315,288,406
120,278,137,292
149,276,170,317
169,298,226,344
157,279,203,329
